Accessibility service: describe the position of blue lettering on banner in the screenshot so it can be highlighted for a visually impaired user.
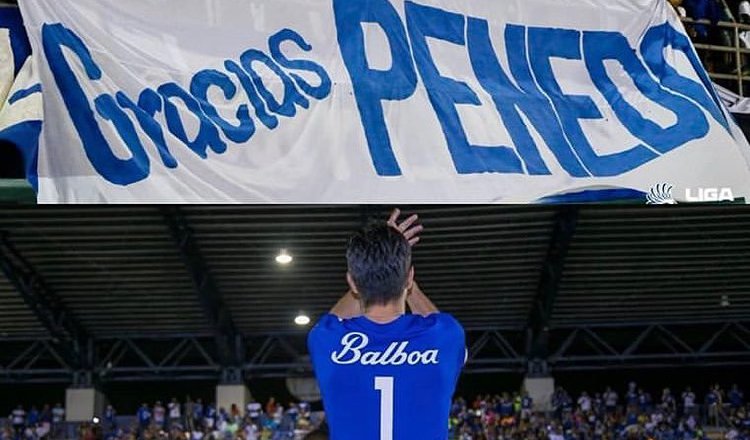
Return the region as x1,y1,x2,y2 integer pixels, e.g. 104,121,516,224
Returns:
334,2,722,178
405,1,524,175
42,23,150,185
269,29,333,100
41,23,333,185
468,22,579,177
333,0,418,177
584,31,708,154
529,26,657,177
190,69,256,144
40,1,725,186
640,22,729,131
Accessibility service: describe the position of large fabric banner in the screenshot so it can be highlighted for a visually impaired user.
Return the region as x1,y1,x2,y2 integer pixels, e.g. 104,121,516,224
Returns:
0,5,42,191
17,0,750,203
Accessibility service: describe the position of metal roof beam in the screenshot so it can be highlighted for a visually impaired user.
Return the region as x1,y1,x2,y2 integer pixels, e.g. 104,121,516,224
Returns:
1,324,749,383
525,207,579,374
0,232,87,373
162,207,241,374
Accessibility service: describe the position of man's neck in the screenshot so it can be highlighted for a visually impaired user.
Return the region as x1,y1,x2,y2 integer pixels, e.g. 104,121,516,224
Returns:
364,301,406,323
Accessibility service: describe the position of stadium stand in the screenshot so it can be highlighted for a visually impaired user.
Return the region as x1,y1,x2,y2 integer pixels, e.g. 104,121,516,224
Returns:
1,382,747,439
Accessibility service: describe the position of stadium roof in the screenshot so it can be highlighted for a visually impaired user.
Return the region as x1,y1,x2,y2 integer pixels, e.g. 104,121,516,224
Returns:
0,205,748,337
1,205,749,381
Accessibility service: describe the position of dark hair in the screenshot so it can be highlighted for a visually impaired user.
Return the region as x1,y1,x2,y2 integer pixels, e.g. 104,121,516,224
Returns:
346,224,412,308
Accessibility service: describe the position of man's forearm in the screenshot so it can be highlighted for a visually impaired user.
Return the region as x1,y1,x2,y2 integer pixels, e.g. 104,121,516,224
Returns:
330,290,362,319
407,282,439,316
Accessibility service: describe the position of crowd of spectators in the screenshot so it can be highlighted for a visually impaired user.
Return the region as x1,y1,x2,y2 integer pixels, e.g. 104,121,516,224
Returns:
668,0,750,76
2,397,323,440
449,383,748,440
3,383,747,440
2,405,66,440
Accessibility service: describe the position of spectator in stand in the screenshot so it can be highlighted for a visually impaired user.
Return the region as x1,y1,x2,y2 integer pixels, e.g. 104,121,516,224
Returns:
662,387,677,414
683,386,697,416
626,382,639,411
638,387,653,413
730,385,745,415
189,422,204,440
685,0,727,41
265,397,277,417
192,398,203,431
605,386,619,414
740,407,750,431
706,384,724,426
670,0,689,18
203,402,216,431
244,421,259,440
229,403,241,422
246,398,262,426
300,401,311,419
10,405,25,440
593,392,605,417
51,403,64,439
272,402,284,426
153,400,166,429
168,397,181,428
103,404,117,433
219,406,230,428
184,396,194,431
684,0,734,73
578,391,593,414
25,406,38,431
521,392,533,422
287,402,299,426
136,403,151,433
38,404,51,438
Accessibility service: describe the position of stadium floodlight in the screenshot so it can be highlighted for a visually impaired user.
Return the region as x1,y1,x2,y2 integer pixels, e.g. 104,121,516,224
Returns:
275,249,293,265
721,295,731,307
295,314,311,326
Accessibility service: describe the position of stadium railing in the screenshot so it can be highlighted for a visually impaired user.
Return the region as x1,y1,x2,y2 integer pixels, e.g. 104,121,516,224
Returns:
681,17,750,97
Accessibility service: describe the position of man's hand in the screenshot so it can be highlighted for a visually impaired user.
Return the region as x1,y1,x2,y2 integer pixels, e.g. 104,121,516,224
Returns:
388,209,439,316
387,208,423,246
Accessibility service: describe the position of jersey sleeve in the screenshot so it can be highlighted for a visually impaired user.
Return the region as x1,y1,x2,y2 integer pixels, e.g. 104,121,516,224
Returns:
307,313,342,356
434,313,466,372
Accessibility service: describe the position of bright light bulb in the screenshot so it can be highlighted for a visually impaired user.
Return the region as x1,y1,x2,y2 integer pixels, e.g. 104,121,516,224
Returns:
276,250,293,264
295,314,311,326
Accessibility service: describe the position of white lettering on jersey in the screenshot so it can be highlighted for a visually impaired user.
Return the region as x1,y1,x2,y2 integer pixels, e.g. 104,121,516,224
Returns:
331,332,439,366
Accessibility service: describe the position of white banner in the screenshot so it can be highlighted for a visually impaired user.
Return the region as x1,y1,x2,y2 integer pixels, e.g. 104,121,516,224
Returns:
0,5,42,190
17,0,750,203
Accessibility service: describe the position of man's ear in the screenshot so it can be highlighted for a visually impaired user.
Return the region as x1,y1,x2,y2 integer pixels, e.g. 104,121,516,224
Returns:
346,272,359,295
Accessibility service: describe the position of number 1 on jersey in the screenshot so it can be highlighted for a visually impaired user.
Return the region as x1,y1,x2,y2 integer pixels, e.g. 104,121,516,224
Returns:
374,376,394,440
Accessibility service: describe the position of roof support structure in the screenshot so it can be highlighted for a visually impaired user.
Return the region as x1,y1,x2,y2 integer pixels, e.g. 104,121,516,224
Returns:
162,208,242,380
548,322,750,369
525,207,579,376
0,232,90,383
1,321,750,383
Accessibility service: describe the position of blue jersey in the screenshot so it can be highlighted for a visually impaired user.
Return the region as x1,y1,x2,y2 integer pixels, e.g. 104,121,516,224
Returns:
308,313,465,440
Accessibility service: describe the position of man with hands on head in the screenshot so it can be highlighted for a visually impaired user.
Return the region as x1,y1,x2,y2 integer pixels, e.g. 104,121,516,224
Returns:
308,209,467,440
